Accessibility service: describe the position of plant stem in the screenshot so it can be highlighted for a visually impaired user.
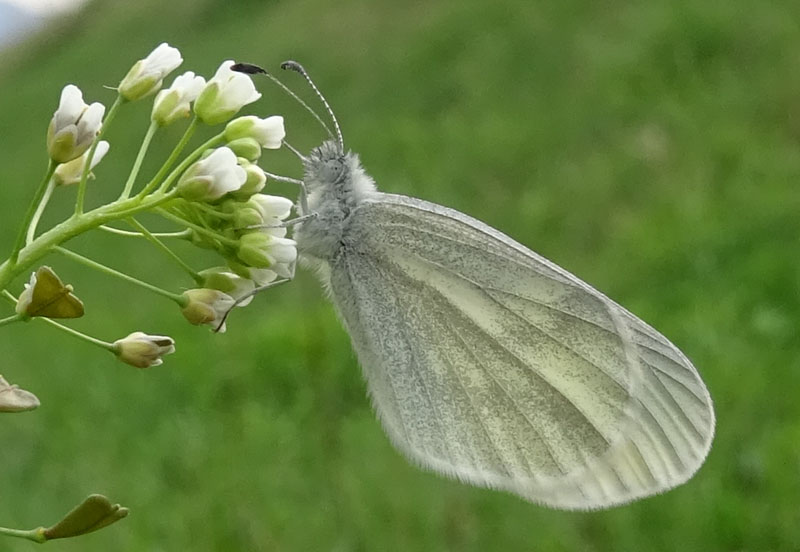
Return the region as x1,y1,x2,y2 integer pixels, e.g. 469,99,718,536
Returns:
0,313,23,327
156,208,239,247
156,131,225,194
75,95,123,215
137,117,199,198
99,225,191,239
53,246,186,305
26,178,56,245
184,201,234,219
9,160,57,265
0,191,176,296
126,217,202,284
40,316,116,351
0,526,46,543
3,289,114,350
119,120,158,200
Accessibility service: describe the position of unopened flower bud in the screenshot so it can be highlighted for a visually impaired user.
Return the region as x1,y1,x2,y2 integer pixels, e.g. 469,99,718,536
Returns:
119,43,183,101
225,115,285,149
53,141,110,186
113,332,175,368
152,71,206,126
176,147,246,202
227,137,262,162
199,267,255,306
232,205,264,229
180,288,236,332
194,60,261,125
229,162,267,200
47,85,105,163
237,231,297,268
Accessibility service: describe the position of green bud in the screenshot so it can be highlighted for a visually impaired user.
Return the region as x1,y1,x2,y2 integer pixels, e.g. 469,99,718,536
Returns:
151,88,182,125
237,232,273,268
46,120,78,163
119,61,162,101
118,43,183,101
194,82,237,125
227,138,262,162
226,258,253,279
199,267,256,305
43,495,129,540
233,206,264,229
230,162,267,201
180,289,236,331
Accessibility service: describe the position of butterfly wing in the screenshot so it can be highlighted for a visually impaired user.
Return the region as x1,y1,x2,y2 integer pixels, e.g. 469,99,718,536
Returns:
327,192,714,510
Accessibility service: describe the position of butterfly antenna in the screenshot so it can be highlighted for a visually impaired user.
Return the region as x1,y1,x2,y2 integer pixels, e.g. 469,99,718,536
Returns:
280,60,344,152
231,62,334,142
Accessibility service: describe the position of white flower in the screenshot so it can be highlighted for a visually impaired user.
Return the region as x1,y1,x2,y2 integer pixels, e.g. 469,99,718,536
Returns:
113,332,176,368
152,71,206,126
53,141,110,186
119,43,183,101
180,288,236,332
250,194,293,220
199,267,256,307
47,85,105,163
224,262,281,285
194,60,261,125
237,231,297,269
176,147,246,201
0,375,40,413
225,115,285,149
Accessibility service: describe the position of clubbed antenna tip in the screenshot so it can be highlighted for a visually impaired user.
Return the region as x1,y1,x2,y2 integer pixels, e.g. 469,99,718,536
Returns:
231,62,267,75
280,60,344,152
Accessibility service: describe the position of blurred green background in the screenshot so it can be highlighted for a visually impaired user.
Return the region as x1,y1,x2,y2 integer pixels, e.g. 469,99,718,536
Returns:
1,0,799,550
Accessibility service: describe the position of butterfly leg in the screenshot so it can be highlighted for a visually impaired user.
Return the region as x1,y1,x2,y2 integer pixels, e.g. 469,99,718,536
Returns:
212,277,292,333
263,171,309,215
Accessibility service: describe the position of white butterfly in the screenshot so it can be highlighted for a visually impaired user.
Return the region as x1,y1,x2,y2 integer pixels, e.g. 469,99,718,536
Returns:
240,62,715,510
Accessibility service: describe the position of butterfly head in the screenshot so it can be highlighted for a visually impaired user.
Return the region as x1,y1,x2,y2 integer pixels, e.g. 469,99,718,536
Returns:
304,139,350,189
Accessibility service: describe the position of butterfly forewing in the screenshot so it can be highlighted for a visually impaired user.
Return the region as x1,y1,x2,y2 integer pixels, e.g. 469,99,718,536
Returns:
328,192,714,509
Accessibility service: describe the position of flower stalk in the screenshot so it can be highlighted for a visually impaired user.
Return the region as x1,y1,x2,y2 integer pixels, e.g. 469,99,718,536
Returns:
54,246,186,305
120,121,158,199
0,41,303,545
75,95,123,215
9,160,57,265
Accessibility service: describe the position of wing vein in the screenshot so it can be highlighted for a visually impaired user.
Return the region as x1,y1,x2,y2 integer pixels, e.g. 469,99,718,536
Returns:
647,369,705,443
441,306,567,477
641,351,707,404
396,247,630,407
379,253,613,452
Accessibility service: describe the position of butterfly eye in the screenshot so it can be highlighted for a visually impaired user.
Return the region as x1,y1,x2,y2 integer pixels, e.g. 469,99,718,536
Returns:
321,158,345,182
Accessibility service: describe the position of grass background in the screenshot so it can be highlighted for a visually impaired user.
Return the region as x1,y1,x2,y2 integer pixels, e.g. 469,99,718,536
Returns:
0,0,799,550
